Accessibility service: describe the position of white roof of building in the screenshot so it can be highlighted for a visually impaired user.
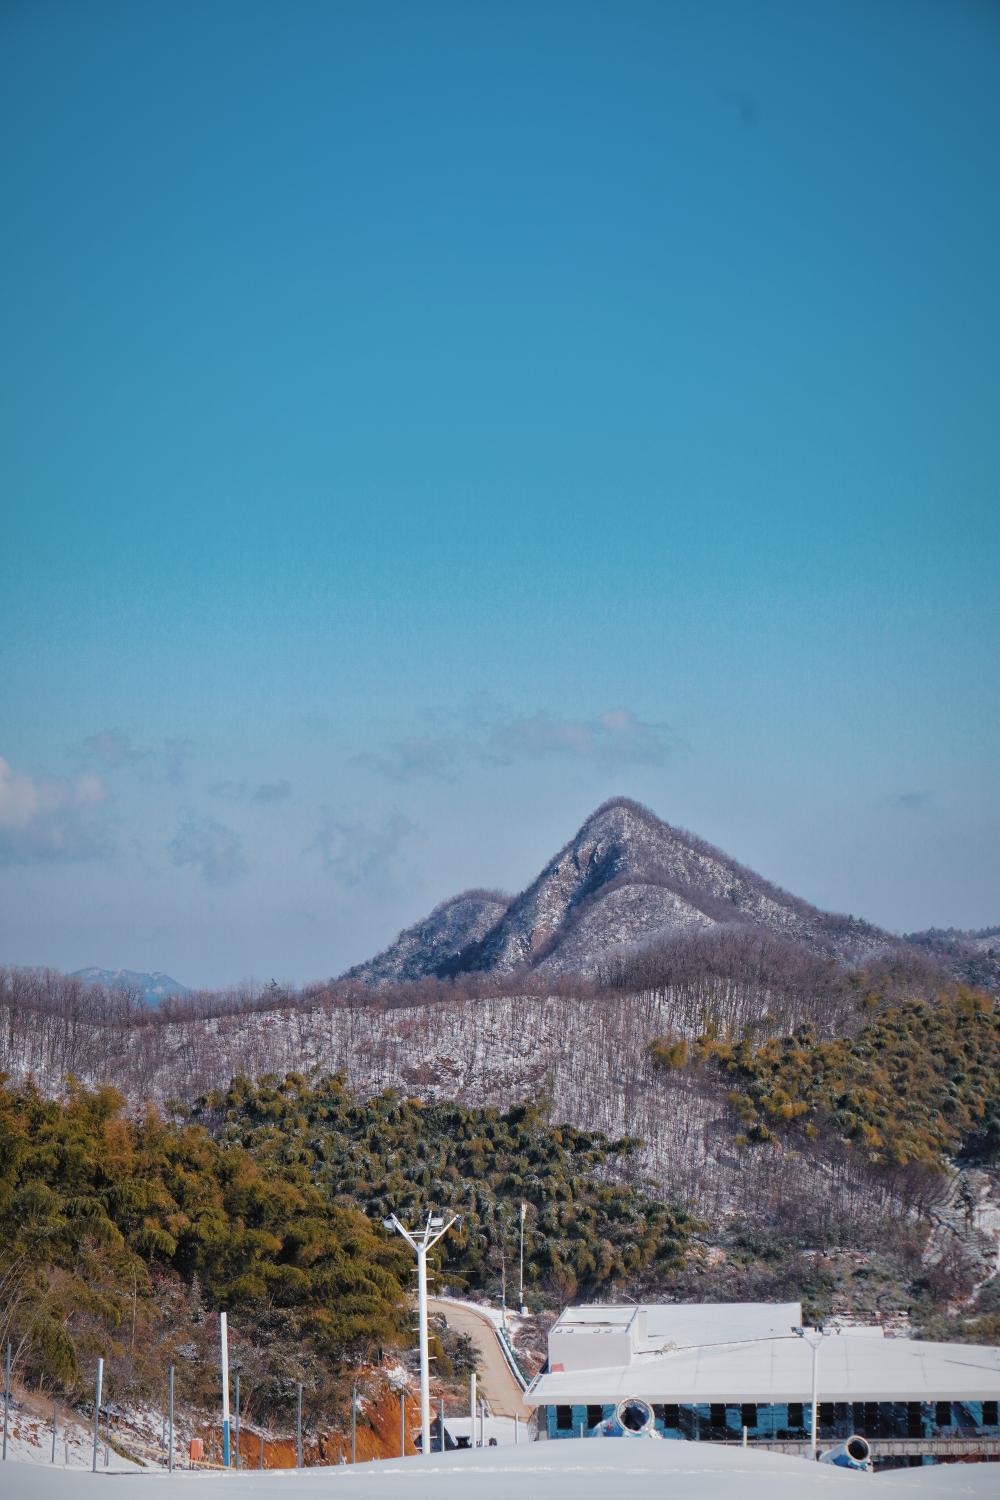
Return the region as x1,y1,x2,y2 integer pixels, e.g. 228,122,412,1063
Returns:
527,1334,1000,1406
548,1308,803,1368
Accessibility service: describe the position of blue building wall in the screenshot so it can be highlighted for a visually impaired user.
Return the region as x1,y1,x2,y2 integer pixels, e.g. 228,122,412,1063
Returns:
545,1400,1000,1444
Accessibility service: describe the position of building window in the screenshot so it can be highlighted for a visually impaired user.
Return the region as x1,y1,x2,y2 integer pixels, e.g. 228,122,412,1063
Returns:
555,1406,573,1432
788,1403,804,1429
906,1403,923,1438
983,1401,998,1427
586,1406,603,1430
935,1402,951,1429
741,1404,757,1430
709,1404,727,1432
661,1404,679,1428
818,1403,835,1430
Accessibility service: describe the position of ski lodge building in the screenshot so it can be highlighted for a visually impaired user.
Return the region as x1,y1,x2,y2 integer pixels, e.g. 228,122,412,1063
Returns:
523,1302,1000,1462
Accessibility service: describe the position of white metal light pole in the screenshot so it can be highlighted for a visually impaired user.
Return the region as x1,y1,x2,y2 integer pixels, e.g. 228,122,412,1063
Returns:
518,1201,527,1314
220,1312,231,1468
793,1327,823,1459
384,1212,458,1458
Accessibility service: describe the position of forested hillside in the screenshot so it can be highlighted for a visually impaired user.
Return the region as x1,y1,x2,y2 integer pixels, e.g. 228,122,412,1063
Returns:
0,1079,407,1409
1,946,998,1404
190,1076,696,1301
0,1074,694,1418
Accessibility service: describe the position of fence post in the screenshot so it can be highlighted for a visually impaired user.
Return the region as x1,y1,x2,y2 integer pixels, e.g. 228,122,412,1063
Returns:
51,1403,58,1463
92,1358,104,1473
296,1382,303,1469
2,1342,10,1461
168,1366,174,1473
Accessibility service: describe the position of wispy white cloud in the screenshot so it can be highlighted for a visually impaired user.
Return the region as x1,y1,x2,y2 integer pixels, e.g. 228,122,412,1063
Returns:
356,706,677,782
209,778,293,805
80,728,195,785
168,811,247,885
310,811,415,886
81,728,151,770
484,708,675,767
890,790,932,812
0,755,110,863
252,779,292,804
353,736,462,783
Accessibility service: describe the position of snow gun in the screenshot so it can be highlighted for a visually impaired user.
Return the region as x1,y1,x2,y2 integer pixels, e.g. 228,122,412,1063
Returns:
589,1398,660,1438
818,1435,871,1470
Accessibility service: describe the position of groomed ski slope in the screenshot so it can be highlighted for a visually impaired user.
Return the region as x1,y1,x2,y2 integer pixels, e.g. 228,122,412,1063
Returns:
2,1440,997,1499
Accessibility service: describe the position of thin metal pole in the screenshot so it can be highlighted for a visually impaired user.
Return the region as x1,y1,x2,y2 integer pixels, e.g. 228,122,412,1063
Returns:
810,1339,819,1459
52,1404,58,1463
479,1399,484,1448
92,1358,104,1473
296,1382,303,1469
2,1342,10,1461
741,1424,748,1448
500,1235,507,1330
234,1374,240,1470
220,1312,231,1469
515,1415,519,1446
168,1366,174,1473
439,1396,445,1453
400,1391,406,1457
258,1430,264,1470
470,1372,476,1445
519,1202,526,1311
416,1242,431,1455
351,1384,357,1464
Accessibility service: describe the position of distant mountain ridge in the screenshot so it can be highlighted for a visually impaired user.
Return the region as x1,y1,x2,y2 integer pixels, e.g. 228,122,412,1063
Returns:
71,967,191,1006
345,798,905,986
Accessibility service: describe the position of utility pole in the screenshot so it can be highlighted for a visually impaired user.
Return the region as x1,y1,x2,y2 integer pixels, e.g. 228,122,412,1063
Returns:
793,1327,823,1459
383,1211,459,1458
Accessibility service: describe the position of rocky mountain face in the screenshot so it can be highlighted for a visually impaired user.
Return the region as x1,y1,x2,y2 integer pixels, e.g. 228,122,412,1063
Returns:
343,889,510,986
344,798,899,986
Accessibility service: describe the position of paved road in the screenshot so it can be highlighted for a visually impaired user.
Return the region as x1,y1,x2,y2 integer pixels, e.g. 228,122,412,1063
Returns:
427,1298,533,1422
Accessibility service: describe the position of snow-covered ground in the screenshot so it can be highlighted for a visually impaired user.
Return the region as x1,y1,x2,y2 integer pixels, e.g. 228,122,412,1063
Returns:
0,1403,144,1471
1,1440,997,1499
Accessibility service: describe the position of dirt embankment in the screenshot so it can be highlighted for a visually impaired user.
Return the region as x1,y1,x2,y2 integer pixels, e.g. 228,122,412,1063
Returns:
204,1385,422,1469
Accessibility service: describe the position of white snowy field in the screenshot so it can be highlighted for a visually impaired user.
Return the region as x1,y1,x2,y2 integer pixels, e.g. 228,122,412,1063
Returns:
2,1441,997,1500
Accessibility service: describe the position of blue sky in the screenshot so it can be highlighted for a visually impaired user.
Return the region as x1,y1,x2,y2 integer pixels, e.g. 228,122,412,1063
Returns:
2,0,998,988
